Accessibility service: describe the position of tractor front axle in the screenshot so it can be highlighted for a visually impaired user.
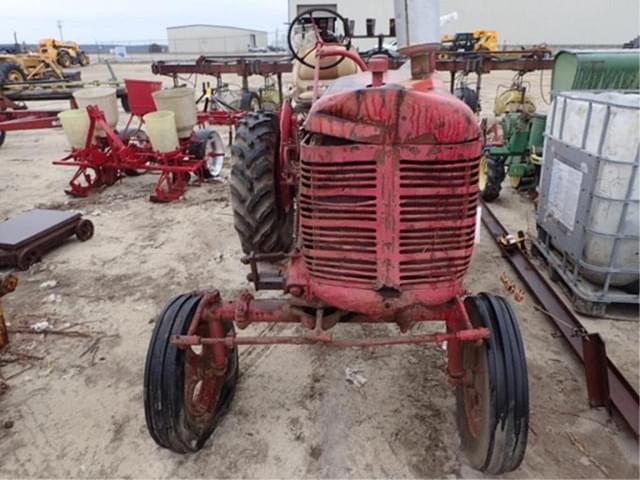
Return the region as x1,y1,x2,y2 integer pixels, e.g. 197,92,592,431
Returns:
171,328,490,348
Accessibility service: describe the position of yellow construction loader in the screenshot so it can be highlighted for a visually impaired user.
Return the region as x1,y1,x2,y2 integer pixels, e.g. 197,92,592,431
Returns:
441,30,499,52
39,38,90,68
0,47,80,83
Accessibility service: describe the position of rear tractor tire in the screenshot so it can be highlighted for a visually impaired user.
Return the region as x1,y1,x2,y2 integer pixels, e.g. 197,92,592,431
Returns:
144,293,239,453
230,112,293,254
456,293,529,475
479,155,505,202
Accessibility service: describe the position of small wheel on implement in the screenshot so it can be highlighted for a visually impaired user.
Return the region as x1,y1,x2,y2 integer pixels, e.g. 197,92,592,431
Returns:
144,293,239,453
456,293,529,475
75,219,95,242
479,155,505,202
119,128,150,176
16,248,41,271
190,129,226,178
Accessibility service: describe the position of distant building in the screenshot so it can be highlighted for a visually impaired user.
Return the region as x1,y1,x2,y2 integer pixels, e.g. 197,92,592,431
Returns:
167,25,268,54
288,0,640,49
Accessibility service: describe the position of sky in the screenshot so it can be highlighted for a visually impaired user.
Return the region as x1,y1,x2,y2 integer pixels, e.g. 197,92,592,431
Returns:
1,0,289,44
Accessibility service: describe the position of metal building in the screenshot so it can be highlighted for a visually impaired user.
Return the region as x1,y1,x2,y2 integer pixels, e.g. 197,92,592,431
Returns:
167,25,268,54
288,0,640,48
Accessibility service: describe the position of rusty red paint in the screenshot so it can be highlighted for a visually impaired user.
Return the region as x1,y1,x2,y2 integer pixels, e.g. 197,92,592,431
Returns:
0,109,61,131
173,328,489,348
52,82,245,202
293,74,481,317
174,51,486,385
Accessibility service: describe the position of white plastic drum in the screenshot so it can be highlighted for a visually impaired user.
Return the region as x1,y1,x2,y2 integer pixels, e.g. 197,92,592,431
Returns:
152,88,197,138
58,110,91,148
73,87,119,136
143,111,180,153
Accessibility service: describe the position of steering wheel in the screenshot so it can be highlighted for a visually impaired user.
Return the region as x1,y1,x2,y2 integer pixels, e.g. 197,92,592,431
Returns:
287,8,352,70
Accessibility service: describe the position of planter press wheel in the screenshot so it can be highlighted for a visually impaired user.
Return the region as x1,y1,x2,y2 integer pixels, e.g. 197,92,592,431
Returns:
189,129,226,179
119,128,151,176
75,219,95,242
456,293,529,475
144,293,239,453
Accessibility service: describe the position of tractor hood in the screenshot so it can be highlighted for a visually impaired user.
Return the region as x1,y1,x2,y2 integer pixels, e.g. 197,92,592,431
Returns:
304,68,480,146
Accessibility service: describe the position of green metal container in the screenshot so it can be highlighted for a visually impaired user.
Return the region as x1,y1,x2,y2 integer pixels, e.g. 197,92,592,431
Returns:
551,50,640,92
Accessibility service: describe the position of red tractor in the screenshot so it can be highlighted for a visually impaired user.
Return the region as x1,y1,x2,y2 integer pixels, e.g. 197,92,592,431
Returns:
143,5,529,474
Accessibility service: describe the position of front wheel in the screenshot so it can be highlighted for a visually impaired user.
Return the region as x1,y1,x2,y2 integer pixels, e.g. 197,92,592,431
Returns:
144,293,239,453
57,51,72,68
75,219,95,242
456,293,529,475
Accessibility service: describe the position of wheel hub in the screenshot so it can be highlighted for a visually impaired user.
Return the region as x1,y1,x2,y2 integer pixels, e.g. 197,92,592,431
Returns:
462,342,486,439
184,324,225,420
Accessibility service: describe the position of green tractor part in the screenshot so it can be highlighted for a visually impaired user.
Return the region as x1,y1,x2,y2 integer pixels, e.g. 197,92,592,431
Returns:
481,89,547,202
481,50,638,202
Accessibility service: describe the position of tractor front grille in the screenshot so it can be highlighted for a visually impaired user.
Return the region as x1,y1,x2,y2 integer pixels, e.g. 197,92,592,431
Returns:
300,154,379,286
299,142,481,290
397,158,479,286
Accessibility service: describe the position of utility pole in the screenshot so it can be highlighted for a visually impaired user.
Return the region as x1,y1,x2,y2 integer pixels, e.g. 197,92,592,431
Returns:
57,20,64,40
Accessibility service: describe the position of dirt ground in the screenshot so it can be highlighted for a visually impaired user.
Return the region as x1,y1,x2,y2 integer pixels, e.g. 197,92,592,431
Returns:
0,62,638,479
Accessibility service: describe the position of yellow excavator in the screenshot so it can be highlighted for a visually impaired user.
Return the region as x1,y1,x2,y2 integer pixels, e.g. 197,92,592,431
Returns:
441,30,499,53
39,38,90,68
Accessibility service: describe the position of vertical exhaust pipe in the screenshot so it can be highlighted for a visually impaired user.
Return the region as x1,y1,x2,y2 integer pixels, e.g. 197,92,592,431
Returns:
393,0,441,78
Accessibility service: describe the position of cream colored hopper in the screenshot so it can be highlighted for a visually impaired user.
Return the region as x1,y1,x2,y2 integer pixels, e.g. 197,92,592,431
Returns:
153,88,197,138
58,110,91,148
73,87,118,136
143,111,180,153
